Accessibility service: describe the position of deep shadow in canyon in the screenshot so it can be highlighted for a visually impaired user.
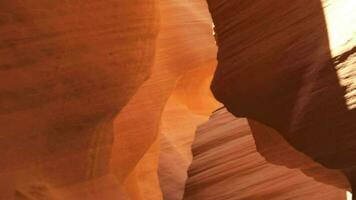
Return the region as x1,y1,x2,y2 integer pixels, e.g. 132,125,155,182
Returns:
209,0,355,195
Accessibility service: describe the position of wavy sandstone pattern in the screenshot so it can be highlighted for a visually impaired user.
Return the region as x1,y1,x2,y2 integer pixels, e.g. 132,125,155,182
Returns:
209,0,355,191
1,0,354,199
184,108,347,200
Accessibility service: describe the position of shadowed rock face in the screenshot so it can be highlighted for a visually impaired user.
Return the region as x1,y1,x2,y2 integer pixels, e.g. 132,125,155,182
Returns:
184,108,346,200
248,119,349,190
0,1,158,199
209,0,355,185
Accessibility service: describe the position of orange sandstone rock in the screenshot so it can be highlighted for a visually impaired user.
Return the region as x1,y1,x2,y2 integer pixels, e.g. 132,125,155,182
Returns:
0,1,158,199
111,0,218,199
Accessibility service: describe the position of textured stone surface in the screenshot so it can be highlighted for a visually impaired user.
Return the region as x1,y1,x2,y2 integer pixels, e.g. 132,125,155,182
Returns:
158,65,221,200
0,1,158,199
184,108,347,200
248,119,349,190
0,0,219,199
209,0,355,185
110,0,217,199
2,0,353,199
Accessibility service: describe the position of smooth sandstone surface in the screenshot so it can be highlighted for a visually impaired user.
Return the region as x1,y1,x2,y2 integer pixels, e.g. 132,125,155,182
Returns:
184,108,347,200
0,1,158,199
0,0,219,199
111,0,218,199
158,66,221,200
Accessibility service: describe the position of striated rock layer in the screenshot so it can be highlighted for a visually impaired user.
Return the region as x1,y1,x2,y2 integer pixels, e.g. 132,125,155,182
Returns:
209,0,355,190
248,119,349,190
184,108,346,200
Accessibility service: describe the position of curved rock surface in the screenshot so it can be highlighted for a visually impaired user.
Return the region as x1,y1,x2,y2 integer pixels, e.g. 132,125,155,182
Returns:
248,119,349,190
158,65,221,200
2,0,353,199
110,0,218,199
0,1,158,199
0,0,219,199
184,108,347,200
209,0,355,189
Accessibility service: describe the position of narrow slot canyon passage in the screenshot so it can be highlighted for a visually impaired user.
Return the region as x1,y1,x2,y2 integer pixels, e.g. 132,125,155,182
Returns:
0,0,354,200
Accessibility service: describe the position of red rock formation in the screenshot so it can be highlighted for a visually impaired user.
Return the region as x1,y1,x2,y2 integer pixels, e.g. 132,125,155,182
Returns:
184,108,347,200
0,1,158,199
109,0,218,199
158,96,209,200
158,65,221,200
3,0,353,199
248,119,349,190
209,0,355,190
0,0,220,199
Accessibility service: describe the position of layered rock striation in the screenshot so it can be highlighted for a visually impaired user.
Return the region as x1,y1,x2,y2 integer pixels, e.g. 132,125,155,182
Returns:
1,0,353,199
209,0,355,191
184,108,347,200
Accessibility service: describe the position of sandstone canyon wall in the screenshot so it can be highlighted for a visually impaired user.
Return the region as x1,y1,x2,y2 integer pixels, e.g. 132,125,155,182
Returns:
0,0,354,199
0,0,219,199
111,0,218,199
0,1,158,199
158,66,221,200
209,0,355,192
184,108,347,200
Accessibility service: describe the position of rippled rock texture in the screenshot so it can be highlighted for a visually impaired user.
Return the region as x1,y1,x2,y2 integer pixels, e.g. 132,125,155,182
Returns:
184,108,347,200
209,0,355,190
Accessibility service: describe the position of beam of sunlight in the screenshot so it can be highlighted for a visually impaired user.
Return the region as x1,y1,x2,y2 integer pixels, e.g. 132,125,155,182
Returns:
334,51,356,109
347,191,352,200
323,0,356,110
323,0,356,56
